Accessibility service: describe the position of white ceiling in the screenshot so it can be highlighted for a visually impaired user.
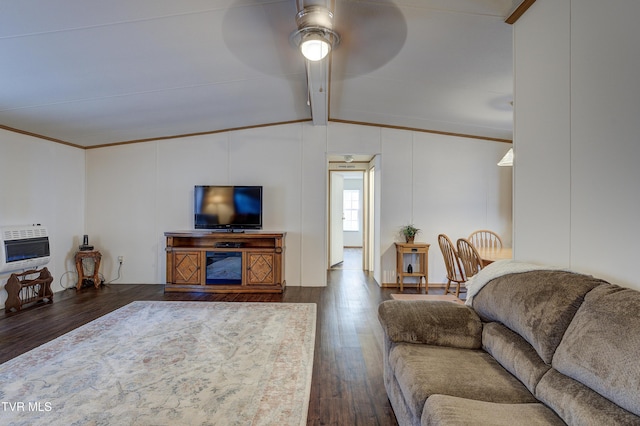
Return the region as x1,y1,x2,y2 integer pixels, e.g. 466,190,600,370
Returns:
0,0,521,148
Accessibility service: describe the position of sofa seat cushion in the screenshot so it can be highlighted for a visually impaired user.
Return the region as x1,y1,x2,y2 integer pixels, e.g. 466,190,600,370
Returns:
422,394,565,426
389,343,537,419
472,270,605,363
552,284,640,417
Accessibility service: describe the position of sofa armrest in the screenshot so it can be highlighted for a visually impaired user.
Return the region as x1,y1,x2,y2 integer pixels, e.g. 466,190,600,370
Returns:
378,300,482,349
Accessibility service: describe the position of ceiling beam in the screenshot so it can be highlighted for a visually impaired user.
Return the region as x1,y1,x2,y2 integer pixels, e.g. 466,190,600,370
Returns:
306,58,329,125
505,0,537,25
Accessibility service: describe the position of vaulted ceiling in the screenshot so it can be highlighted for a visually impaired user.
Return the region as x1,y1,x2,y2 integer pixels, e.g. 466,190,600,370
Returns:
0,0,523,148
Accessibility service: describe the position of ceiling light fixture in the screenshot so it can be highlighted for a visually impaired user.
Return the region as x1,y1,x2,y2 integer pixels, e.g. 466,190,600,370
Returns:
300,32,331,61
290,6,340,61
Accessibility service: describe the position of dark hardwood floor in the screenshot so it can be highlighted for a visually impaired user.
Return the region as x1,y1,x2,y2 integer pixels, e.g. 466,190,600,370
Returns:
0,267,438,425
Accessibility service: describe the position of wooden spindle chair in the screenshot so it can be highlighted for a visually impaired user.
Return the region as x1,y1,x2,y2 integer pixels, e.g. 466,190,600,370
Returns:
468,230,503,250
456,238,484,280
437,234,466,298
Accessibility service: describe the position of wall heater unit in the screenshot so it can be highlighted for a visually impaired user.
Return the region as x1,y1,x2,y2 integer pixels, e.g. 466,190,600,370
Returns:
0,225,51,273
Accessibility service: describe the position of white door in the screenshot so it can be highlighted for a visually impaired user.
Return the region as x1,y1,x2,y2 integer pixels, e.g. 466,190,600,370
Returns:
329,172,344,267
367,164,375,272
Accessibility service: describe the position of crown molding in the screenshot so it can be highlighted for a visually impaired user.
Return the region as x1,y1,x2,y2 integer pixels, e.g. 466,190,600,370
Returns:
0,125,83,149
1,117,511,150
505,0,537,25
328,118,512,144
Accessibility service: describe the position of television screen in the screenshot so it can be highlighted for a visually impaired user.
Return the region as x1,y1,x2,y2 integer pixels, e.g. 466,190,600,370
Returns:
194,186,262,230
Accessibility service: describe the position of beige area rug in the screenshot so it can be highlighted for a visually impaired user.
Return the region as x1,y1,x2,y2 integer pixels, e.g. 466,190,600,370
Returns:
0,301,316,425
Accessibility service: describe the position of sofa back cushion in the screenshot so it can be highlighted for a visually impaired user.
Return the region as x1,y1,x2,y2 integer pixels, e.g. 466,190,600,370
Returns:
473,270,605,364
552,284,640,416
482,322,551,394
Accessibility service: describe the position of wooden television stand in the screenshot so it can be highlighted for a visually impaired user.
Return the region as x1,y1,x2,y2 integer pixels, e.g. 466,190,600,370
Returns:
165,231,285,294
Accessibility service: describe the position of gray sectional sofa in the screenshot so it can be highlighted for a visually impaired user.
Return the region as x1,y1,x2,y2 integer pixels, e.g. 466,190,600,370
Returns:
378,261,640,425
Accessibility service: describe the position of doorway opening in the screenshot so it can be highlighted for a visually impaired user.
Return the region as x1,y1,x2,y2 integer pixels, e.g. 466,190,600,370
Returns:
328,155,376,272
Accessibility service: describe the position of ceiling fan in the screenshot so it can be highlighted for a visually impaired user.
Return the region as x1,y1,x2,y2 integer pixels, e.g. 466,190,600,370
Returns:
222,0,406,77
221,0,406,123
289,3,340,62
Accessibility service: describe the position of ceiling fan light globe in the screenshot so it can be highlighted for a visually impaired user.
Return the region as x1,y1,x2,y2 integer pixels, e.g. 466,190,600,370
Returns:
300,37,330,61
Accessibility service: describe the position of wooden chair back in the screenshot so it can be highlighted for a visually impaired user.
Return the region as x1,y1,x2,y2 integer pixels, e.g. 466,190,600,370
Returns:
468,230,503,250
456,238,483,279
437,234,466,297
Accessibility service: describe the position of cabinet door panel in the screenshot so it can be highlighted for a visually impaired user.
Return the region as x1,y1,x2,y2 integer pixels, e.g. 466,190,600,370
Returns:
173,251,202,284
246,253,275,285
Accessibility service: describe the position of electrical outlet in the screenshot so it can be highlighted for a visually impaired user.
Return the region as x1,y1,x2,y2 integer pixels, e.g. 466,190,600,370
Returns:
118,255,124,263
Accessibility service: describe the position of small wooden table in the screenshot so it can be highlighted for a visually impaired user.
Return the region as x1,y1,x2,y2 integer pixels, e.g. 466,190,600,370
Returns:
75,250,102,289
395,242,430,292
477,247,512,266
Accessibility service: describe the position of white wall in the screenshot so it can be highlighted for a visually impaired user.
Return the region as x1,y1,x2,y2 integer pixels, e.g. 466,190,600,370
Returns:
85,124,326,286
0,130,86,306
85,121,512,287
380,129,512,284
514,0,640,290
513,0,571,266
0,119,510,303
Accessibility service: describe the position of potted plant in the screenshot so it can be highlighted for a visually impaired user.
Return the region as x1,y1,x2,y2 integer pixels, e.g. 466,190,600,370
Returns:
400,224,420,243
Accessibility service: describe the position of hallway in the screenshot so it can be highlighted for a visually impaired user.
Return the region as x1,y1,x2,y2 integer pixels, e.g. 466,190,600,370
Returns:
330,247,363,270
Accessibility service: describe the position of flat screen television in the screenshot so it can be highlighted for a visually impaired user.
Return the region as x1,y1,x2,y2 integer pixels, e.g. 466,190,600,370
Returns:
194,185,263,230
